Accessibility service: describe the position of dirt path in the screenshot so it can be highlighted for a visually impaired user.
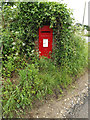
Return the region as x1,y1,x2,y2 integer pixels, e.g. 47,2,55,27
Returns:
26,71,88,118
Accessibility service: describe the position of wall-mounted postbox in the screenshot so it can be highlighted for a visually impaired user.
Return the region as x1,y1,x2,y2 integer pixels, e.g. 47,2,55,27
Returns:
39,26,53,58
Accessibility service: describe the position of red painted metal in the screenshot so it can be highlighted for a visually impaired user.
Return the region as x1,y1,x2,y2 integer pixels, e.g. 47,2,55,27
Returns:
39,26,53,58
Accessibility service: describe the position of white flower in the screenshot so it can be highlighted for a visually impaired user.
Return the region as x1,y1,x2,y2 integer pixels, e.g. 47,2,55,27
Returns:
11,5,17,9
31,50,34,53
15,31,19,34
13,5,17,9
14,57,16,59
22,43,25,46
39,51,41,53
12,46,15,49
11,6,13,9
3,68,5,70
12,31,14,32
12,42,16,45
5,54,7,57
16,53,18,55
11,17,13,20
5,3,7,5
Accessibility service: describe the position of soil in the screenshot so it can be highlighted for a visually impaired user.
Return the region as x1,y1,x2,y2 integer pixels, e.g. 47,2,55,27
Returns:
23,70,88,118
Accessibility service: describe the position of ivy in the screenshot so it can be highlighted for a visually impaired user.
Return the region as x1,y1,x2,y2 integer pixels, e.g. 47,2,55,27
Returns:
17,2,73,62
2,1,88,76
2,2,73,65
1,1,88,118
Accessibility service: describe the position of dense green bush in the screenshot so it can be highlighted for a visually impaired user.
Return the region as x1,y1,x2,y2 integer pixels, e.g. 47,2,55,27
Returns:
2,2,87,76
3,59,73,117
2,1,73,77
2,1,88,118
3,64,38,117
2,2,73,63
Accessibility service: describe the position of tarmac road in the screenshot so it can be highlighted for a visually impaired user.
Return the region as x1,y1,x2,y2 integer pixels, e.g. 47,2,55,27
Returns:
76,98,88,118
66,36,89,119
66,97,88,118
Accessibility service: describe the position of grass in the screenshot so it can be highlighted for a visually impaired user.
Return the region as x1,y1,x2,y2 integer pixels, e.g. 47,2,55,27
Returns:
2,35,88,118
88,42,90,70
84,34,90,37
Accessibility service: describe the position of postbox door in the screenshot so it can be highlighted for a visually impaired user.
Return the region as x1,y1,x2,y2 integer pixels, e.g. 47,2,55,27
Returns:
39,26,53,58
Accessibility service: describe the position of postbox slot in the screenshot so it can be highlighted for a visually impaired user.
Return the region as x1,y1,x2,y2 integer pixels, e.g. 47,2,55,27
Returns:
41,31,50,33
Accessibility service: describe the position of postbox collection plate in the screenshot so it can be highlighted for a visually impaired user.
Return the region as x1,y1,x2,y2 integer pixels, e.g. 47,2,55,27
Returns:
43,39,48,47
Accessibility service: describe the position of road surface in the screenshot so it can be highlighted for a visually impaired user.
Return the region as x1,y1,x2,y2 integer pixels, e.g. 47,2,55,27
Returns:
66,97,88,118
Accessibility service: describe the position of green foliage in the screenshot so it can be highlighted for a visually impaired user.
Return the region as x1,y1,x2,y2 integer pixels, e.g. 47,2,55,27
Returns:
3,64,38,117
2,55,15,78
2,2,74,77
2,60,73,117
2,1,88,118
88,42,90,70
84,25,90,31
2,2,73,58
56,33,88,76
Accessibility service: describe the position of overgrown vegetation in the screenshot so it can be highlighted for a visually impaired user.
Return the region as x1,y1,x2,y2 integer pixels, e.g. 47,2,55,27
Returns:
2,2,88,118
88,42,90,70
84,34,90,37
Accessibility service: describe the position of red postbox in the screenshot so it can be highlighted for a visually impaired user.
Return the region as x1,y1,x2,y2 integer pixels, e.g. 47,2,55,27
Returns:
39,26,53,58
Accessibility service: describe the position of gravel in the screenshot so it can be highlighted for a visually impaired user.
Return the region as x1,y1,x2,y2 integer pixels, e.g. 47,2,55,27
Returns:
62,84,88,118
